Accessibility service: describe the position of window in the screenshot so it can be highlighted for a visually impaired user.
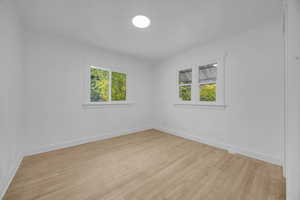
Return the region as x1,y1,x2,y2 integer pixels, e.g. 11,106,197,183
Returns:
90,67,109,102
111,72,126,101
89,66,127,103
199,63,217,102
176,56,225,106
178,69,192,101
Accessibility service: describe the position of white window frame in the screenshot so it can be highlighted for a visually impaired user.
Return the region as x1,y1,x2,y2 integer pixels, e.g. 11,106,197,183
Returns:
197,57,225,106
175,55,226,107
83,65,131,107
177,67,193,104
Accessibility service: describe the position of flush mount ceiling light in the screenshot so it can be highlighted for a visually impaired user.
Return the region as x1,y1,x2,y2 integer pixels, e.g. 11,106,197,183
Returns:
132,15,151,28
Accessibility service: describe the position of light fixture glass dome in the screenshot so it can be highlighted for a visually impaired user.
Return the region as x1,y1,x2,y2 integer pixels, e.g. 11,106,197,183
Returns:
132,15,151,28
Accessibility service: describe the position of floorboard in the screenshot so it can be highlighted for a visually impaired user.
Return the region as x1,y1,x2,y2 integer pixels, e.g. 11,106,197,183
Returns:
3,130,285,200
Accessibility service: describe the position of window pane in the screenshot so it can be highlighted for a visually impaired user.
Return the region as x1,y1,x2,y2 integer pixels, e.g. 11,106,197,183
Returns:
112,72,126,101
179,69,192,84
90,67,109,102
199,84,216,102
199,63,217,83
179,85,191,101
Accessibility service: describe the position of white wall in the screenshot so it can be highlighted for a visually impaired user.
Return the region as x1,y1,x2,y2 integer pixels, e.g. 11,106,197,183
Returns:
153,21,284,165
0,0,24,196
23,31,154,155
0,1,288,198
286,0,300,199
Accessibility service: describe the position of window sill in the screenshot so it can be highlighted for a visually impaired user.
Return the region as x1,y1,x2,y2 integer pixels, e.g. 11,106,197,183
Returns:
174,103,226,109
82,102,135,109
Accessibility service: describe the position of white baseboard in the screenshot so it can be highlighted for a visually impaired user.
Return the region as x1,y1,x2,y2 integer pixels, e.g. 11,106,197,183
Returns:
24,127,152,156
155,127,282,166
228,145,282,166
0,152,23,200
157,127,230,151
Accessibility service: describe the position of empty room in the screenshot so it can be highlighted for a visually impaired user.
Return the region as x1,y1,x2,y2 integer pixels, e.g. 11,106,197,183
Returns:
1,0,300,199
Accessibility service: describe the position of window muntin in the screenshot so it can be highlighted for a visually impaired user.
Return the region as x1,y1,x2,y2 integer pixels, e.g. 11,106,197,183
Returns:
89,66,127,103
178,69,192,101
198,63,217,102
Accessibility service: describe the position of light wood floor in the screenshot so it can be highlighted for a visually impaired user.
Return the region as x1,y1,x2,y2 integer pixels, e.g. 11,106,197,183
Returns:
4,130,285,200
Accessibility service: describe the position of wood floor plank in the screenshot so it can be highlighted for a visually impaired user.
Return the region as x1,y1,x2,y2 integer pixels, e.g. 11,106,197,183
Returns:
3,130,285,200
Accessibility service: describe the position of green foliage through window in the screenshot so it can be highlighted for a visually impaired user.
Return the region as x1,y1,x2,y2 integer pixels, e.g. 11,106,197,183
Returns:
90,68,109,102
179,85,191,101
90,67,127,102
200,84,216,102
112,72,126,101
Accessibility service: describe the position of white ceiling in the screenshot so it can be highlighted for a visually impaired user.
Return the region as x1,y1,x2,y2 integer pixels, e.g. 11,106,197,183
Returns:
16,0,282,61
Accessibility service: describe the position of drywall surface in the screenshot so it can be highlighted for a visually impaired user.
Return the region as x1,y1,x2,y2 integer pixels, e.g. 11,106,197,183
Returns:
23,31,154,154
153,21,284,165
286,0,300,199
0,0,24,196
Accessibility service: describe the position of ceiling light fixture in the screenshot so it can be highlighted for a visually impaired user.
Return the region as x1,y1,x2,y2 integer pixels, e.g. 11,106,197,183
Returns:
132,15,151,28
